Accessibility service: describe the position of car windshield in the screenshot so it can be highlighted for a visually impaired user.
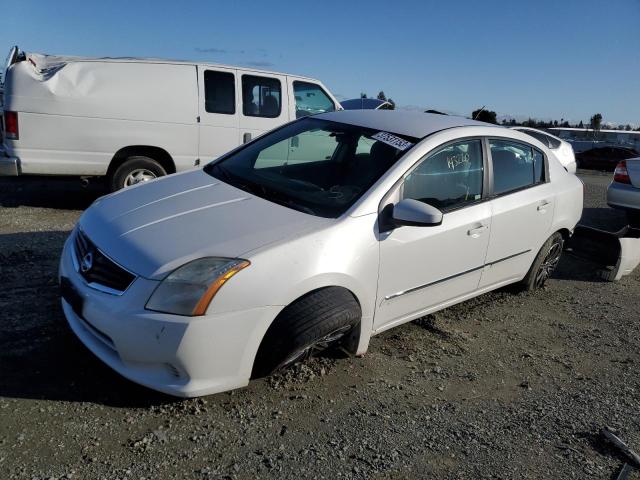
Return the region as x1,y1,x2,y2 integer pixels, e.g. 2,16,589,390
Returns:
205,118,417,218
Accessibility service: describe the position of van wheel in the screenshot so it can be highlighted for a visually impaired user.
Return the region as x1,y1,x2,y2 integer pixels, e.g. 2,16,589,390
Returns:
109,156,167,191
520,232,564,291
252,287,361,378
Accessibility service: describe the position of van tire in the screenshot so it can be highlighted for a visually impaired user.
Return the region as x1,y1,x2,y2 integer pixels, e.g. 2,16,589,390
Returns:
109,156,167,191
519,232,564,291
252,287,361,378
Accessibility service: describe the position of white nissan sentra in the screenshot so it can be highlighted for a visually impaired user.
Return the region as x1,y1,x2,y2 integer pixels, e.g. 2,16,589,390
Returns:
59,111,583,397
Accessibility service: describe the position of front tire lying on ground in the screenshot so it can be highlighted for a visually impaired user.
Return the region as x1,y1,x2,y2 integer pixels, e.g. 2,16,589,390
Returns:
520,232,564,291
252,287,361,378
109,156,167,191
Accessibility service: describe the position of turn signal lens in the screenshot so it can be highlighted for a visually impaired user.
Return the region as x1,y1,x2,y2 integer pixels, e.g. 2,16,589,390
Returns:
613,161,631,184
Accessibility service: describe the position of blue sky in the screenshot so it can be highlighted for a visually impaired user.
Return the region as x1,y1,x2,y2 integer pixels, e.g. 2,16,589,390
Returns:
1,0,638,124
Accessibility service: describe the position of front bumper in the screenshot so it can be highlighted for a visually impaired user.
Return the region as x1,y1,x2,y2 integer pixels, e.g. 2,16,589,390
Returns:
607,181,640,212
59,235,280,397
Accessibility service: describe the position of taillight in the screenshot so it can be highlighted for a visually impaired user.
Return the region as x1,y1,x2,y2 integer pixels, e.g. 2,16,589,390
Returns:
613,161,631,184
4,111,19,140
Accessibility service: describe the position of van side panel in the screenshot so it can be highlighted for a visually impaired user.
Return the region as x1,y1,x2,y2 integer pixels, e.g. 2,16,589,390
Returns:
4,60,198,175
9,113,198,175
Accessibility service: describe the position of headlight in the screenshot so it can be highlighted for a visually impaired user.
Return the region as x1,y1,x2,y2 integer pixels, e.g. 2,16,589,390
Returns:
145,257,250,316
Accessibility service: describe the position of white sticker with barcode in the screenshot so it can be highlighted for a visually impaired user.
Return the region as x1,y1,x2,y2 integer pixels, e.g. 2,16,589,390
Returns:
371,131,414,151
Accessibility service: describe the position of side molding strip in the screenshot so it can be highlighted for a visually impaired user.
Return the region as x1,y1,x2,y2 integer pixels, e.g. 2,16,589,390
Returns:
383,249,532,301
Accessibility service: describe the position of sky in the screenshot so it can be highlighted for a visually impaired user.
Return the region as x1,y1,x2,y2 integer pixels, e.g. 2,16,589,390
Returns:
1,0,639,125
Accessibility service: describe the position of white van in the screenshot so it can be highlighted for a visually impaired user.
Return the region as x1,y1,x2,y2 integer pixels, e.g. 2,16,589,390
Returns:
0,47,340,190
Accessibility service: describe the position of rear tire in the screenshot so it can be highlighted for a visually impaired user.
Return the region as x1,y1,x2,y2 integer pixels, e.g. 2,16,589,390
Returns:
109,156,167,191
519,232,564,291
252,287,361,378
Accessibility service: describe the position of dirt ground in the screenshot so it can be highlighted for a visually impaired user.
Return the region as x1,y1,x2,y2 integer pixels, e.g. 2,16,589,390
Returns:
0,170,638,480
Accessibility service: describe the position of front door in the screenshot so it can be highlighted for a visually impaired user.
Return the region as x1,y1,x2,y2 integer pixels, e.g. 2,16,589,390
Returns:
375,139,491,330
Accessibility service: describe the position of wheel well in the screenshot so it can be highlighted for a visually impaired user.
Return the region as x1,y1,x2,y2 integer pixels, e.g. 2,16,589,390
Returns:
107,146,176,178
252,286,362,375
557,228,572,244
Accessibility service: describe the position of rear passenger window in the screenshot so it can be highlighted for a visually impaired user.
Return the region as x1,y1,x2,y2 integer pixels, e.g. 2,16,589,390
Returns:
242,75,281,118
490,140,545,195
403,139,484,211
293,81,335,118
204,71,235,114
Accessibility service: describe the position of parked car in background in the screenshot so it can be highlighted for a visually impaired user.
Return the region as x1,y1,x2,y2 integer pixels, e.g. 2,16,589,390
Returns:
59,110,583,397
607,158,640,227
512,127,577,173
575,146,639,171
340,98,393,110
0,47,340,190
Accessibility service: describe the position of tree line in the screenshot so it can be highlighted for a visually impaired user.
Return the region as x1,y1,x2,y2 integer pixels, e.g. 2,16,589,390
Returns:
470,108,638,132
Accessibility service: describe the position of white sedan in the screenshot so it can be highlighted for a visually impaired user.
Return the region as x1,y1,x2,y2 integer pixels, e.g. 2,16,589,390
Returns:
59,110,583,397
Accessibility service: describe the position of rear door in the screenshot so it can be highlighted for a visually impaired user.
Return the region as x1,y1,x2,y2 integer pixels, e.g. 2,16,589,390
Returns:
479,138,555,288
198,66,239,161
238,73,289,145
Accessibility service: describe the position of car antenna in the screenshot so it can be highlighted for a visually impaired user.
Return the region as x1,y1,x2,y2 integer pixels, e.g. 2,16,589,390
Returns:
473,106,486,120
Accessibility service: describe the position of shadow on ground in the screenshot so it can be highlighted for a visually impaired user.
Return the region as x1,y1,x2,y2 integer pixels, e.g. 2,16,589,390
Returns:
0,177,106,210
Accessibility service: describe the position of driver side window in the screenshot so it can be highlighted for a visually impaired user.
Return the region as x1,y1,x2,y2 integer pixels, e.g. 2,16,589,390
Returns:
402,139,484,211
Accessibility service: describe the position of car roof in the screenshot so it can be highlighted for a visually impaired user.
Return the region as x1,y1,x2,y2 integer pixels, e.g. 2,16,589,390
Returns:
315,110,494,139
340,98,390,110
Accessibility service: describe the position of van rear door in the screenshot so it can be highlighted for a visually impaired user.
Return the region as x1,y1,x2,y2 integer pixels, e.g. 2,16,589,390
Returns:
197,66,239,162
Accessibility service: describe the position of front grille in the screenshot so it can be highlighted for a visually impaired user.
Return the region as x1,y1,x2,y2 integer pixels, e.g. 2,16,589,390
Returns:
74,229,136,294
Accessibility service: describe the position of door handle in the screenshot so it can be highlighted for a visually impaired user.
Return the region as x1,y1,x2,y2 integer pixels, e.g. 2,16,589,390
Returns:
243,132,252,144
467,225,488,238
537,201,551,212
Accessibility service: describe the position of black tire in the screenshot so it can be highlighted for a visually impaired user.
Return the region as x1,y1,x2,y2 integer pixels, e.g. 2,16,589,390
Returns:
109,156,167,191
519,232,564,291
252,287,361,378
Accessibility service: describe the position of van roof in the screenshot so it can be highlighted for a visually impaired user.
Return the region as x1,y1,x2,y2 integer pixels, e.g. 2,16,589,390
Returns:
24,52,320,82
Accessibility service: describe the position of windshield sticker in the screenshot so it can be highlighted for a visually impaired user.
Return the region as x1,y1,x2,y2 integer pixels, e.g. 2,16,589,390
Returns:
371,131,414,151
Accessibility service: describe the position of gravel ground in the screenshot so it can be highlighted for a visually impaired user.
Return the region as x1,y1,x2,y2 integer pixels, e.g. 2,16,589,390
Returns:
0,170,638,480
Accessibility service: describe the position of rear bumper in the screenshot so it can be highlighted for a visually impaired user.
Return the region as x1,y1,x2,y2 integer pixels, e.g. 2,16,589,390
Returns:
607,181,640,211
0,148,19,175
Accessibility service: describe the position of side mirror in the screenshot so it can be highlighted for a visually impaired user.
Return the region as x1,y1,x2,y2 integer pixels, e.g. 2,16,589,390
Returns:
291,135,300,148
392,199,443,227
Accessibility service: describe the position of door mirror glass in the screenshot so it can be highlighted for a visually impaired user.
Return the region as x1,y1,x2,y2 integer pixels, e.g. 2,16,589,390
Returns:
392,199,443,227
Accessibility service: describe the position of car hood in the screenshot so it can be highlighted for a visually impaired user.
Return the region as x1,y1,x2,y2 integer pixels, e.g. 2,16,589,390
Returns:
79,169,329,280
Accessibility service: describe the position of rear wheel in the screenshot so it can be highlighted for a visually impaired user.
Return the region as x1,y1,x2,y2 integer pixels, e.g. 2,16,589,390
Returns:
109,156,167,191
520,232,564,291
252,287,361,378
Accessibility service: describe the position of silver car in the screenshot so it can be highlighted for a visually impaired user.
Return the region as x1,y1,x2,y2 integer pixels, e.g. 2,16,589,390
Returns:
59,110,583,397
607,158,640,227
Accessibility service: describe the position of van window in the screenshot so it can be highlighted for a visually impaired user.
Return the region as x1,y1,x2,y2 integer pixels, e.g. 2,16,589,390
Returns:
490,140,545,195
242,75,281,118
204,71,236,115
293,81,335,118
